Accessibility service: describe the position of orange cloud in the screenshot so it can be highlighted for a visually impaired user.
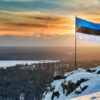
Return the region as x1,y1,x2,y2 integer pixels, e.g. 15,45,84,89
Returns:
0,11,99,37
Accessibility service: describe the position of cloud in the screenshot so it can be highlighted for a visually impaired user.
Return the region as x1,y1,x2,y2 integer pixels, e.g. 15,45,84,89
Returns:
55,0,100,14
1,0,33,2
0,0,99,15
12,23,47,28
0,10,74,37
33,16,60,21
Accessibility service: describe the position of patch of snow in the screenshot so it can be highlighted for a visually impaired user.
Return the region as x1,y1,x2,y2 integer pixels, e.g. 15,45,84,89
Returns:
0,60,59,68
64,68,86,77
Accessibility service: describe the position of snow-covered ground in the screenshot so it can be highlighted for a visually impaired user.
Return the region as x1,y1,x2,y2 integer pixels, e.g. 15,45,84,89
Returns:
42,66,100,100
70,92,100,100
0,60,59,68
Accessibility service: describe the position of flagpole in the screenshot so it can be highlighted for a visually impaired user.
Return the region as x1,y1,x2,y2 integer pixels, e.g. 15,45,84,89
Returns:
75,16,77,70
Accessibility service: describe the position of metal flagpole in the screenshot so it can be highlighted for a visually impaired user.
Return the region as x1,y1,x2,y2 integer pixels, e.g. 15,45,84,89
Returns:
75,16,77,70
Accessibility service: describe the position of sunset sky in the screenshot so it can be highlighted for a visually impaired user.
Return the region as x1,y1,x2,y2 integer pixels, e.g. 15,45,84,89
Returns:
0,0,100,47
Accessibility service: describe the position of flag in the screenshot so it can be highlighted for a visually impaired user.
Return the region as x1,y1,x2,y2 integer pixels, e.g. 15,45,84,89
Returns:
76,17,100,42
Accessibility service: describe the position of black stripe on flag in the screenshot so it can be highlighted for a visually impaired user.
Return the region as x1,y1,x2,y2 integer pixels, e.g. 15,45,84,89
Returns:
76,26,100,36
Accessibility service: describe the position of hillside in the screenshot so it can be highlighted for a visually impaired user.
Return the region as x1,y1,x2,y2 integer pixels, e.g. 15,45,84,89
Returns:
42,66,100,100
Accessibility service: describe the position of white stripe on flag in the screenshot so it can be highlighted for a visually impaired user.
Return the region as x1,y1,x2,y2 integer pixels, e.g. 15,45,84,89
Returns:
76,32,100,42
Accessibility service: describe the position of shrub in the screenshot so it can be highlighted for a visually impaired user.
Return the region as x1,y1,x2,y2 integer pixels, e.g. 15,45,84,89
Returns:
76,78,88,86
51,91,60,100
53,75,65,80
67,81,76,94
87,69,96,73
97,70,100,74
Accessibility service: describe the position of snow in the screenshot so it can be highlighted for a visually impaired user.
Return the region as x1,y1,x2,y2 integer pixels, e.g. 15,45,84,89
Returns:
42,66,100,100
0,60,59,68
89,66,100,74
64,68,86,77
42,92,52,100
70,92,100,100
51,80,64,92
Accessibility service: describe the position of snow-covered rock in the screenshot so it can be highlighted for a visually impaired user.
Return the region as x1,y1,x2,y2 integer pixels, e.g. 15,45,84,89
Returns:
42,66,100,100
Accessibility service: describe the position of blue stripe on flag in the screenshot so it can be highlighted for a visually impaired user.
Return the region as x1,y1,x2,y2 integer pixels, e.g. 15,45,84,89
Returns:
76,17,100,30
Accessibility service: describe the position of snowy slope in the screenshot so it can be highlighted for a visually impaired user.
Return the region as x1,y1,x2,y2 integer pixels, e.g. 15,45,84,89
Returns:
70,92,100,100
42,66,100,100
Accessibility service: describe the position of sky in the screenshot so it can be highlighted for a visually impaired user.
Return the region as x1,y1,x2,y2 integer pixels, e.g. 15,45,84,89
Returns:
0,0,100,47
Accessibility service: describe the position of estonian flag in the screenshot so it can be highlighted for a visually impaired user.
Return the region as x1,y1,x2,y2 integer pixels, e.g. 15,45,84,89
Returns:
76,17,100,42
